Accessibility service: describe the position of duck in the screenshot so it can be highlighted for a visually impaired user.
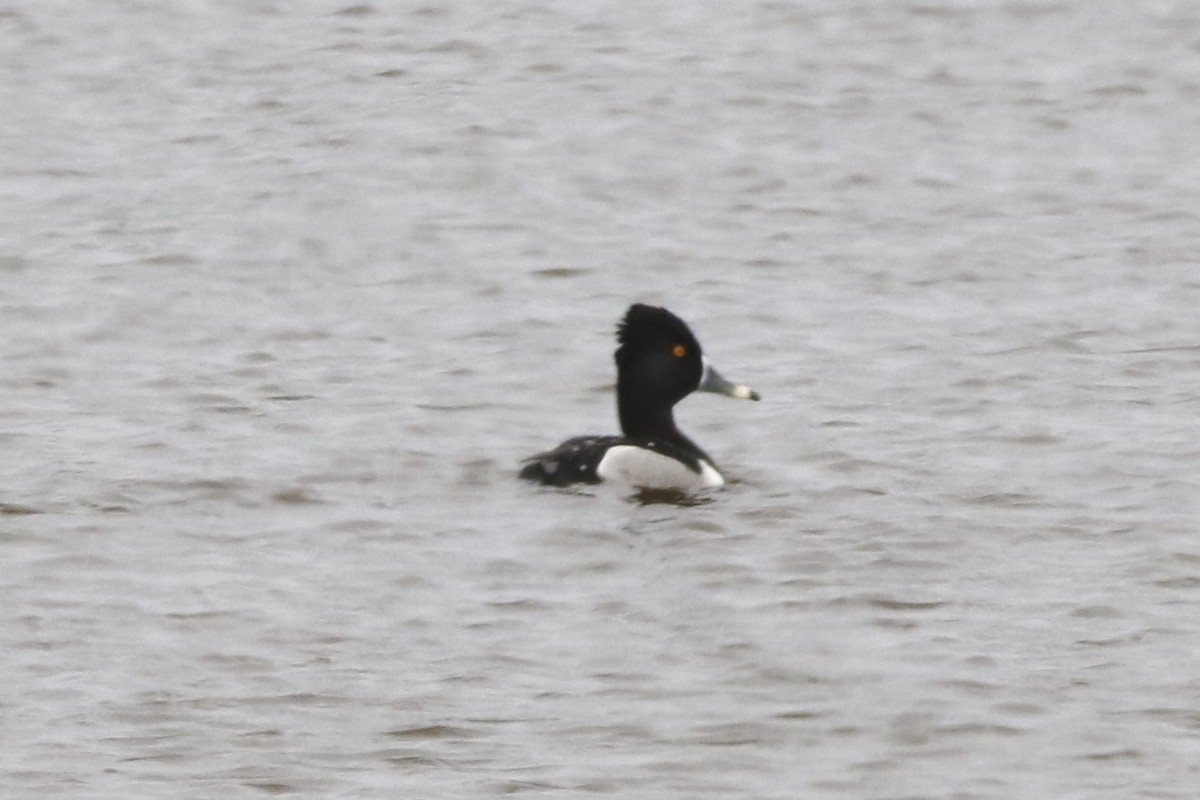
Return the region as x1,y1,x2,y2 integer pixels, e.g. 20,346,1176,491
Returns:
519,304,759,491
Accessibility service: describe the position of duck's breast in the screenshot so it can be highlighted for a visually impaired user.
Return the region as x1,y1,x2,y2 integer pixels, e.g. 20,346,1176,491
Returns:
595,444,724,490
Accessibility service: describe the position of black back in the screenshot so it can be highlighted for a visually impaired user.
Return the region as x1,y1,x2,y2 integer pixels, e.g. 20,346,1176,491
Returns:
518,435,622,485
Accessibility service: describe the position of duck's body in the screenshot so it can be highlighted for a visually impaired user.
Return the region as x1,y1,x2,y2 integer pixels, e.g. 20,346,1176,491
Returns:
519,304,759,492
519,434,725,489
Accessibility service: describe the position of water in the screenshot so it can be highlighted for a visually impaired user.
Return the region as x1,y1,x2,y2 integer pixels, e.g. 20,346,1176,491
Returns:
3,2,1199,797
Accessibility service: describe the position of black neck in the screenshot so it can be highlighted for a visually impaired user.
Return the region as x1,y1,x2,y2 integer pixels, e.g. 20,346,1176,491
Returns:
617,390,708,459
617,398,715,472
617,394,678,442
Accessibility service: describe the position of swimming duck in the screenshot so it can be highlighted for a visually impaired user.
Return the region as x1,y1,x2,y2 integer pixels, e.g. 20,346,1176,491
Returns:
519,304,759,490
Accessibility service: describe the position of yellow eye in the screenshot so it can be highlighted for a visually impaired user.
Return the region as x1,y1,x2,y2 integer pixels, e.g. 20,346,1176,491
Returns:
672,344,687,358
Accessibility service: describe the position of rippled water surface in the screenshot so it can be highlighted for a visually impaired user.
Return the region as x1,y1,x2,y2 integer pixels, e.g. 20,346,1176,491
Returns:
4,2,1199,798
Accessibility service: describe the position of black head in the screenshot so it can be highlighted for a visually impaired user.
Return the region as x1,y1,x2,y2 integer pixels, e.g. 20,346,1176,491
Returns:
614,304,705,439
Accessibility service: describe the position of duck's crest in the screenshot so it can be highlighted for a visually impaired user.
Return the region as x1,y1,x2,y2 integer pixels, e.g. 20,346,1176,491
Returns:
616,304,701,360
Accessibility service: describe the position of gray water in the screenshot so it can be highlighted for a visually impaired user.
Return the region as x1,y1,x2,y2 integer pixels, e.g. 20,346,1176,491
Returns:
3,2,1199,798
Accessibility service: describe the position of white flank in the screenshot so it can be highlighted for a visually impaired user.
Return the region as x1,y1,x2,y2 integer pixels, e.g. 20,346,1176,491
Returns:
596,445,724,490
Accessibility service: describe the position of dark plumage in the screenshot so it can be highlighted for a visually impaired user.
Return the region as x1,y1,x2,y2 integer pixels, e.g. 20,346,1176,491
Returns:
519,304,758,491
